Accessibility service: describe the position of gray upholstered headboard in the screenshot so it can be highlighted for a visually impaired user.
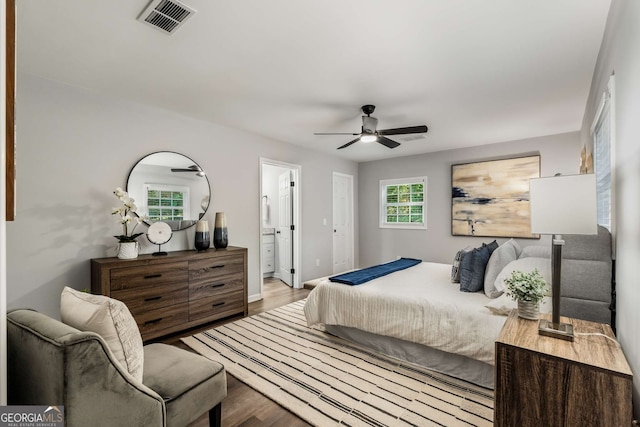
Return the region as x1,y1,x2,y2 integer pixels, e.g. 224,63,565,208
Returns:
560,225,613,326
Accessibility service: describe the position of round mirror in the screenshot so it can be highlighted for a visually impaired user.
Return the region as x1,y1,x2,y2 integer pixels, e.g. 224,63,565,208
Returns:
126,152,210,231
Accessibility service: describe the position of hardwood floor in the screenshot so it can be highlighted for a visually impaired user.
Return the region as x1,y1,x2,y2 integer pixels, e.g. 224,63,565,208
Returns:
163,278,312,427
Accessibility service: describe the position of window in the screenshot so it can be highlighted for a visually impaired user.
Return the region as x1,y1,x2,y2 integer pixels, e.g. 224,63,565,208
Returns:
145,184,190,222
379,177,427,229
590,75,615,232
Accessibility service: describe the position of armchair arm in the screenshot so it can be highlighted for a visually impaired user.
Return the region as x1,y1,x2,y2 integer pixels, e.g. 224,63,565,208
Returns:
7,309,165,427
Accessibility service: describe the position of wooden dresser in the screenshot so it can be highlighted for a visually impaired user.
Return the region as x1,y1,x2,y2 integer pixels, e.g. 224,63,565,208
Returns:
91,247,247,341
494,311,633,427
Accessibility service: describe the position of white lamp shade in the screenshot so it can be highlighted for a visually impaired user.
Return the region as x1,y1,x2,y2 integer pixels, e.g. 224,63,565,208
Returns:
530,174,598,235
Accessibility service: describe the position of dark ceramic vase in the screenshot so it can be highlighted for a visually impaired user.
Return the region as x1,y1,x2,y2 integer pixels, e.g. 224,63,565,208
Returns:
213,212,228,249
194,220,210,251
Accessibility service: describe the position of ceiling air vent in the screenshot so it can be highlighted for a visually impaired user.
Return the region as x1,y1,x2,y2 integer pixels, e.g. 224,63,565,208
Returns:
138,0,196,34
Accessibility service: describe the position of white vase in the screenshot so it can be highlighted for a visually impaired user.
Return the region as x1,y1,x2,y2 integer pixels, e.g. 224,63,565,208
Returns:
117,241,139,259
517,300,539,320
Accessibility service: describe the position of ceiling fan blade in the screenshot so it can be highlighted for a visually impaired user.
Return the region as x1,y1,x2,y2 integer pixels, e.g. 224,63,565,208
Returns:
314,132,360,136
377,125,428,136
377,136,401,149
337,138,361,150
171,168,195,172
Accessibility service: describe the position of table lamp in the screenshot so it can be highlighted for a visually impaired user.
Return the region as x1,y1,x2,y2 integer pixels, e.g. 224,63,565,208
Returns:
529,173,597,341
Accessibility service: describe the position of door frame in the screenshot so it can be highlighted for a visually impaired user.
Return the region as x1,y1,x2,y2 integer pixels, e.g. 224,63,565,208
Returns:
259,158,302,296
332,172,355,273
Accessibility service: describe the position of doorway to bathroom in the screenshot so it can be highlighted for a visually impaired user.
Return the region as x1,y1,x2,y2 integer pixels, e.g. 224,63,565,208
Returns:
259,159,301,297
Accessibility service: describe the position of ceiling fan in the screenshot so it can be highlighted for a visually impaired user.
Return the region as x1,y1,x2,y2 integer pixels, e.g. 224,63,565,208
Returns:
171,165,205,177
314,104,428,150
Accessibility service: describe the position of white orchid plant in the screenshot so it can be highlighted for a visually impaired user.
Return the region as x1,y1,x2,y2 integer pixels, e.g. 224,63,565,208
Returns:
112,187,147,243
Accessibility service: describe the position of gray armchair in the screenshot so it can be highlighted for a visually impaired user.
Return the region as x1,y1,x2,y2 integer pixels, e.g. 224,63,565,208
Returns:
7,309,227,427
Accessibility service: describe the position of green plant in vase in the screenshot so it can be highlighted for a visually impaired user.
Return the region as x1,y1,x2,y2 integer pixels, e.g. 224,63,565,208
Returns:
505,269,549,320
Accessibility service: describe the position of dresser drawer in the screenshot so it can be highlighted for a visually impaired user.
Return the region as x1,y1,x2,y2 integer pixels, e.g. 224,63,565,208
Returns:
110,261,189,291
136,302,189,338
189,255,244,286
189,290,244,322
190,273,244,300
111,282,188,315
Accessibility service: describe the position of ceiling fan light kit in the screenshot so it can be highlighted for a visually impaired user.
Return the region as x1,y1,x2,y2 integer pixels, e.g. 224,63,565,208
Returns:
314,105,428,150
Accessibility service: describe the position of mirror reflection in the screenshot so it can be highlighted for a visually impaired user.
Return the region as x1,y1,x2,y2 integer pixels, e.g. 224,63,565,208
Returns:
126,152,210,231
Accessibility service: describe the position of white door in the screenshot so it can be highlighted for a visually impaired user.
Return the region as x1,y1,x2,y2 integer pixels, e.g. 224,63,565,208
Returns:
333,173,354,274
278,170,293,286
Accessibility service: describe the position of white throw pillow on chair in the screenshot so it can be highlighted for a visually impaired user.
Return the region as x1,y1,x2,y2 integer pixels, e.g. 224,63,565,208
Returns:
61,286,144,382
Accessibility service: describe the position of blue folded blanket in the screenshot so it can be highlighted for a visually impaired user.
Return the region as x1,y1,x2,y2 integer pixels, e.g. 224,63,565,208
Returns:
329,258,422,286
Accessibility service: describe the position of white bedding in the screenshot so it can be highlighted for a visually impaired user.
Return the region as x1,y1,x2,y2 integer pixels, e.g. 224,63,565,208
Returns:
304,262,507,365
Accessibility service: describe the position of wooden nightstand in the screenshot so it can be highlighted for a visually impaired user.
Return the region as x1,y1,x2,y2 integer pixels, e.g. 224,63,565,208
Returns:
494,311,633,427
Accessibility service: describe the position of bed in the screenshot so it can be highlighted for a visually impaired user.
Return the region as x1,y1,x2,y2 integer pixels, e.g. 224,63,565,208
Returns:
304,226,613,389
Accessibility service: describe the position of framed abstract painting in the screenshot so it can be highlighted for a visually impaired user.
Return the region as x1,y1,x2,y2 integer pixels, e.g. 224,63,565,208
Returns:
451,155,540,238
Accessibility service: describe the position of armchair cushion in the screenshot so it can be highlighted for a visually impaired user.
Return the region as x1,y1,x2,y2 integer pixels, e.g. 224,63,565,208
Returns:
144,343,227,427
60,286,144,382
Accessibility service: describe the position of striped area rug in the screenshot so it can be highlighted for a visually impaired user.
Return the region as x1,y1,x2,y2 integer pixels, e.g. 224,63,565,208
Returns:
182,300,494,427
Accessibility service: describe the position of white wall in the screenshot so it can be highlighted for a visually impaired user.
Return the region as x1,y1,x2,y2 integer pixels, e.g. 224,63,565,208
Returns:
581,0,640,416
7,74,357,317
358,132,580,267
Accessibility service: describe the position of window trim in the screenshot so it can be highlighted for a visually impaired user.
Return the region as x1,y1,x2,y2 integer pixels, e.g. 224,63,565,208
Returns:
379,176,427,230
590,74,616,256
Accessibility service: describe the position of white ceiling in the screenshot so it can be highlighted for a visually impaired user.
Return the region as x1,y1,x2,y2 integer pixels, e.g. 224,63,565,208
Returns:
16,0,611,162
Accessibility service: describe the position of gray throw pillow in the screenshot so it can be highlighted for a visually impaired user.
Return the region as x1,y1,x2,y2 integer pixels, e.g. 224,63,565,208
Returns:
484,239,520,298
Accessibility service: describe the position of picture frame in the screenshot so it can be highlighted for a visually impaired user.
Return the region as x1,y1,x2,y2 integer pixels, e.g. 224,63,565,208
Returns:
5,0,16,221
451,155,540,238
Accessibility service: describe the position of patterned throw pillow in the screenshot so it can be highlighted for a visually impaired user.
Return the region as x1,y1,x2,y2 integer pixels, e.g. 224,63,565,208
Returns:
451,246,472,283
61,287,144,381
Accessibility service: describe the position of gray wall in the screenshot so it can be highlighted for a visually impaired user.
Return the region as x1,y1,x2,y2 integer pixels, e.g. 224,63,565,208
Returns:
7,74,357,317
358,132,580,267
580,0,640,416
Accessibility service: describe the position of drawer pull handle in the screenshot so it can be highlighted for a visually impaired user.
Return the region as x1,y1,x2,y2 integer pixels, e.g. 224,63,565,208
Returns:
144,318,163,325
209,283,225,289
144,296,162,302
212,302,225,308
144,274,162,279
209,265,225,269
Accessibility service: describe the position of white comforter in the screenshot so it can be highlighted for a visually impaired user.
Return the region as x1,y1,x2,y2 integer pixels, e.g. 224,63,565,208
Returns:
304,262,507,365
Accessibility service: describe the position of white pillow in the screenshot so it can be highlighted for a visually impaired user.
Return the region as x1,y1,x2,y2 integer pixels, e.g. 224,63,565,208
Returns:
520,245,551,259
493,257,551,294
61,287,144,381
485,293,552,316
483,239,520,298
